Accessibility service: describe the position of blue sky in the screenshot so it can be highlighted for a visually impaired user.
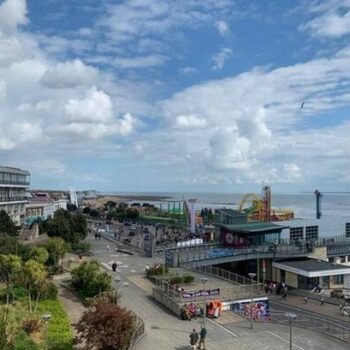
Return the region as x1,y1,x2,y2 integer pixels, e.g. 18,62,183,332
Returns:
1,0,350,193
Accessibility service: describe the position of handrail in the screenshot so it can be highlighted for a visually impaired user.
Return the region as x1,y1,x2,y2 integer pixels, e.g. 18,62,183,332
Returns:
128,315,145,350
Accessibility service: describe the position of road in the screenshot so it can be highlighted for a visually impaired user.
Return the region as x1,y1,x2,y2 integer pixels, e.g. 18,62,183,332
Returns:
87,233,349,350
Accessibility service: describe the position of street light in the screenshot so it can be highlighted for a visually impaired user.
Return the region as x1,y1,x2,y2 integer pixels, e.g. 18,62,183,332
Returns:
248,272,256,329
285,312,297,350
200,277,208,327
41,313,52,350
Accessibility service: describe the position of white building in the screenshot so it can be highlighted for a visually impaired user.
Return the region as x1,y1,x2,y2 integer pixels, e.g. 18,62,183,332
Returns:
0,166,30,225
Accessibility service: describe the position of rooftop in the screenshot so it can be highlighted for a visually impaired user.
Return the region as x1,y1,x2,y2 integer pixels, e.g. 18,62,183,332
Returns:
0,166,30,176
216,222,288,233
273,259,350,277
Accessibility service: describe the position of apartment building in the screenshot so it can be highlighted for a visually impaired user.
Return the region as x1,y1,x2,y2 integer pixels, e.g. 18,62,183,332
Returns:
0,166,30,225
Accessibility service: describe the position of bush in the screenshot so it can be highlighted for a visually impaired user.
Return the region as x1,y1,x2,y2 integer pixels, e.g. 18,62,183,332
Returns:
14,331,40,350
41,281,58,300
0,286,27,303
148,264,168,276
22,318,41,335
169,276,183,285
69,242,91,255
183,275,195,284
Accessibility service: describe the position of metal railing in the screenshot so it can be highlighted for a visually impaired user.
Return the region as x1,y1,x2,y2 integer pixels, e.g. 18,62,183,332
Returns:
177,244,312,265
0,180,30,186
0,196,28,202
128,315,145,350
271,310,350,343
154,277,262,303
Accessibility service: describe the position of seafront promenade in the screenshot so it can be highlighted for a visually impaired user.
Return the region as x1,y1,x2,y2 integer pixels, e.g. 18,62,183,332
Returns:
84,234,348,350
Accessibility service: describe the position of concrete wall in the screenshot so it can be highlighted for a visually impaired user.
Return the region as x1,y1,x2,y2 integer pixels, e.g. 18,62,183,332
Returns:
308,247,327,261
285,271,298,288
152,288,182,317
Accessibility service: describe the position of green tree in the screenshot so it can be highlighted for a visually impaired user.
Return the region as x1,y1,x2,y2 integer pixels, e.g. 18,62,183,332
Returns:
0,210,19,236
125,208,139,220
82,207,91,214
46,209,87,244
28,247,49,264
44,237,66,269
0,254,21,304
75,301,134,350
71,261,112,298
0,305,18,350
20,260,47,313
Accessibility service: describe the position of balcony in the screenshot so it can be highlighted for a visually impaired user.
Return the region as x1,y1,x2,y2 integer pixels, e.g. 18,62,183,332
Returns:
0,180,30,187
0,196,28,203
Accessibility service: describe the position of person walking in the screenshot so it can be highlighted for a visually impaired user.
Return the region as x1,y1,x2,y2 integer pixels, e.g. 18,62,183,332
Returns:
189,329,199,350
198,325,207,350
106,244,110,252
112,262,117,272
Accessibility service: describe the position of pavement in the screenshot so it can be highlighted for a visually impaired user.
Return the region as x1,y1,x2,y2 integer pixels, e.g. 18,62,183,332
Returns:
86,234,349,350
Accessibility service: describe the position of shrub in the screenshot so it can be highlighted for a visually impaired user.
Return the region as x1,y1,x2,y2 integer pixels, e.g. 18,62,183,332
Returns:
22,318,41,335
148,264,168,276
169,276,183,285
69,242,91,255
41,280,58,300
14,331,40,350
183,275,195,284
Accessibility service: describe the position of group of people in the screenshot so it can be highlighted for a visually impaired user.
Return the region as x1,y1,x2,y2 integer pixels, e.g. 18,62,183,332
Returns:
189,326,207,350
264,281,288,300
94,233,102,240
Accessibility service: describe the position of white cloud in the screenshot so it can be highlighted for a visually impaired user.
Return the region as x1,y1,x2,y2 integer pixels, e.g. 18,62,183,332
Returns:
40,59,98,89
0,137,15,150
174,114,207,129
302,0,350,38
113,54,167,69
64,87,113,123
215,20,229,36
0,35,29,66
178,66,197,75
0,0,28,35
0,80,6,103
212,47,233,69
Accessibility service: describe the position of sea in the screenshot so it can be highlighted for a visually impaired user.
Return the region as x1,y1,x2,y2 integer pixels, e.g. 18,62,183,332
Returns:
105,191,350,220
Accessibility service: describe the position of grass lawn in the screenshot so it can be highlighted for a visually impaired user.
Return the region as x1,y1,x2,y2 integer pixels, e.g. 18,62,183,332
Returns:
36,298,73,350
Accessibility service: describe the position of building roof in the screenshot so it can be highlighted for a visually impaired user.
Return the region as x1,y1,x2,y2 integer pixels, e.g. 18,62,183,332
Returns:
215,209,246,217
273,259,350,277
0,166,30,175
216,222,288,233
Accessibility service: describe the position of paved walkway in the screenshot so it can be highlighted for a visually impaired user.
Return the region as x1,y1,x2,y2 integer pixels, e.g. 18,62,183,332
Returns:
87,235,349,350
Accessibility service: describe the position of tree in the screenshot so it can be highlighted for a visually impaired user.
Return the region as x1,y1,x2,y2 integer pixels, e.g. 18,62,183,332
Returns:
75,301,134,350
0,254,21,304
0,210,19,237
89,209,99,218
82,207,91,214
20,260,47,313
125,208,139,220
44,237,66,269
67,203,78,211
0,305,18,350
29,247,49,264
46,209,87,244
71,261,112,298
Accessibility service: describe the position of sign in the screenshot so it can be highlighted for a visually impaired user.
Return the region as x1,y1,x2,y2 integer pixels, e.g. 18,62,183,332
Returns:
181,288,220,299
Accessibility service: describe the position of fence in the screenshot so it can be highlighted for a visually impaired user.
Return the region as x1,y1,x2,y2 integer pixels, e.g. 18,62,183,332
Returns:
128,315,145,350
271,310,350,343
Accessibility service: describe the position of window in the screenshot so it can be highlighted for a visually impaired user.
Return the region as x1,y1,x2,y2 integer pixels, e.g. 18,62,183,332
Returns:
346,223,350,237
329,257,335,263
340,256,346,263
334,275,344,284
305,226,318,241
290,227,303,243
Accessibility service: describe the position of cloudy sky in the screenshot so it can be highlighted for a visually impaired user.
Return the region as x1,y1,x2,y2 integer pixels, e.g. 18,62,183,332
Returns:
1,0,350,193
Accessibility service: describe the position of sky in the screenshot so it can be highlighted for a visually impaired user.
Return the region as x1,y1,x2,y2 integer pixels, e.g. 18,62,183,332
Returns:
1,0,350,193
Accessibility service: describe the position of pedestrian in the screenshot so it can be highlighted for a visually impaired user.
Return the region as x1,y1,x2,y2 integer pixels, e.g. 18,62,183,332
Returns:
94,233,97,240
112,261,117,272
304,296,308,304
145,264,150,277
198,325,207,350
189,329,199,350
98,233,101,240
321,298,325,305
106,244,110,252
115,246,118,254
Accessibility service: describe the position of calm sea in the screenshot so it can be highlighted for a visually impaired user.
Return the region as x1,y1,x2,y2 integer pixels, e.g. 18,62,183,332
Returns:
106,191,350,220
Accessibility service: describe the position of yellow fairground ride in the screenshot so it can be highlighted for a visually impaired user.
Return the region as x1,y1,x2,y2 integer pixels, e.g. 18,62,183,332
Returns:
238,186,294,222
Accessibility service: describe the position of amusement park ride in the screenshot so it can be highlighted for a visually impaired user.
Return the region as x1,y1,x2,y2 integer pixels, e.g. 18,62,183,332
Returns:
238,185,294,222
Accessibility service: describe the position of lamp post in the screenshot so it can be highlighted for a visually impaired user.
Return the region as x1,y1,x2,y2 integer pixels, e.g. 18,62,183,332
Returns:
285,312,297,350
248,272,256,329
200,277,208,327
41,313,52,350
